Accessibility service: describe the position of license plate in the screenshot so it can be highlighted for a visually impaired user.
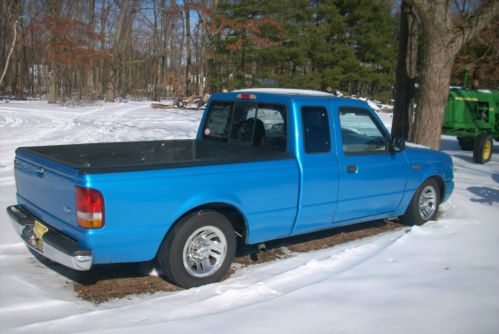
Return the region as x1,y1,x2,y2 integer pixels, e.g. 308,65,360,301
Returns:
33,220,48,251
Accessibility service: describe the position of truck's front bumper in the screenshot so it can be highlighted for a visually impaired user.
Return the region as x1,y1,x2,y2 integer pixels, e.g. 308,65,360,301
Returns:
6,205,92,271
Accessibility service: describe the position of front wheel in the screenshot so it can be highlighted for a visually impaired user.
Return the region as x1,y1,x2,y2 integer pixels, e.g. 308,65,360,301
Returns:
157,210,236,288
400,178,440,226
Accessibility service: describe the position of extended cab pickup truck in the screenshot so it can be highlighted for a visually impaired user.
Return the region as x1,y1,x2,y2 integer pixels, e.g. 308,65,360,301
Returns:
7,89,454,288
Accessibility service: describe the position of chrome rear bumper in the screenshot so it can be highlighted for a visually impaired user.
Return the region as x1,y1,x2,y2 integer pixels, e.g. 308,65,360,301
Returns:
6,205,92,271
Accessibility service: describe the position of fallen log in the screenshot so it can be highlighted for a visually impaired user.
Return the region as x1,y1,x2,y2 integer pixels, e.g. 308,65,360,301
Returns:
150,102,174,109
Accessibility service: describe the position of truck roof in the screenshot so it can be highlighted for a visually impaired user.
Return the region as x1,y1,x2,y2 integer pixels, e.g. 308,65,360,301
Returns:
210,88,372,110
234,88,334,97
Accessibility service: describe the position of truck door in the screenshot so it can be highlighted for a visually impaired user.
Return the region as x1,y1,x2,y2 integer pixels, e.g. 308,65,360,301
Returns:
333,106,407,222
292,103,340,234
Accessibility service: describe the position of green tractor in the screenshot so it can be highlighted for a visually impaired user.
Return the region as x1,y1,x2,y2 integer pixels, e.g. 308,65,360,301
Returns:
442,67,499,163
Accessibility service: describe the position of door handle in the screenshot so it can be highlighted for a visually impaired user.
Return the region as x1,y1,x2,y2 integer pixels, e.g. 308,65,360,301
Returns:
346,165,358,174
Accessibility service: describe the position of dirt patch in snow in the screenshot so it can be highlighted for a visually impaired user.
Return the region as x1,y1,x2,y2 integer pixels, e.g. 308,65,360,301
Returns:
71,219,403,303
74,276,182,303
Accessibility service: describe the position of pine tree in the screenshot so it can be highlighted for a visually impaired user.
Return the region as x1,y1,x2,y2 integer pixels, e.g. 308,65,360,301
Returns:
210,0,396,100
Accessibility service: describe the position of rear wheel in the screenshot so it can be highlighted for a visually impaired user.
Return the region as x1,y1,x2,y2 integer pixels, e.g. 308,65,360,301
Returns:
157,210,236,288
473,133,493,164
457,136,475,151
400,178,440,226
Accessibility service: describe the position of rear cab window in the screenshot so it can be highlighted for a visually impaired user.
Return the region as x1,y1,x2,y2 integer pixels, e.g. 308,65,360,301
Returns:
202,100,287,151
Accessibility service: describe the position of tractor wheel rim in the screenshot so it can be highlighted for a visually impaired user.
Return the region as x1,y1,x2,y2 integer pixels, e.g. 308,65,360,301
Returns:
183,225,227,278
483,140,492,161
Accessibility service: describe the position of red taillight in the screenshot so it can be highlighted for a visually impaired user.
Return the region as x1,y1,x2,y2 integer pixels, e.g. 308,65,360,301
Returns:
76,186,104,229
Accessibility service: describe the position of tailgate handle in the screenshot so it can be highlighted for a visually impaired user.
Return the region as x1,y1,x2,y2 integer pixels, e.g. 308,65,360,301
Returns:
36,167,45,175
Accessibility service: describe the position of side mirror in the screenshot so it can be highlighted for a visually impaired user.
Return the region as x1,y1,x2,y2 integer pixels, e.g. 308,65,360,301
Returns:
389,137,405,152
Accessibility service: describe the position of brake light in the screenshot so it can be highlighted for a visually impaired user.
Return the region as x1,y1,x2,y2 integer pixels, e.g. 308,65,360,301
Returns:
236,93,256,99
76,186,104,229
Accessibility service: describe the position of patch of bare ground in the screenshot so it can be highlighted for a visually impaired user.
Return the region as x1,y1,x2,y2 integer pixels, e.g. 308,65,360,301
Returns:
68,219,404,303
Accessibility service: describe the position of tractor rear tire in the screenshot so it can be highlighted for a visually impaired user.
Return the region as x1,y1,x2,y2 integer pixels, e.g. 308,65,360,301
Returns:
457,136,474,151
473,133,493,164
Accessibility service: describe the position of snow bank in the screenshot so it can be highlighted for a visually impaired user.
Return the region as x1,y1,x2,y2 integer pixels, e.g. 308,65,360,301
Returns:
0,101,498,333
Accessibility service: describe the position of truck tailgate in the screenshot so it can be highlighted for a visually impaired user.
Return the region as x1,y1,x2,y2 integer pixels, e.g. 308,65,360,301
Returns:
15,150,80,237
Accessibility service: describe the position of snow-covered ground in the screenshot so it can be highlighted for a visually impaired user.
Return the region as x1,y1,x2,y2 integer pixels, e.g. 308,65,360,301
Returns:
0,101,498,334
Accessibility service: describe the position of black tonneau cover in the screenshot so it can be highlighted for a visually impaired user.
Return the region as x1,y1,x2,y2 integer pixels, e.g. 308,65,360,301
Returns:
17,140,292,174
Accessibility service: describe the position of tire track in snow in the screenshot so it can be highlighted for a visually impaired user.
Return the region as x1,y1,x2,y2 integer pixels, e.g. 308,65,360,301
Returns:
12,229,408,334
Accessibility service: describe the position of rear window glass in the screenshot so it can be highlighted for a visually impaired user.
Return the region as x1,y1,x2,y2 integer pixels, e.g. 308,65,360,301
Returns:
257,104,287,150
203,101,287,151
202,101,233,141
230,103,259,144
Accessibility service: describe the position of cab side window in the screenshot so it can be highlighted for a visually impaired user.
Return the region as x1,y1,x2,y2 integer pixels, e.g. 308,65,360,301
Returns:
339,108,387,154
302,106,331,153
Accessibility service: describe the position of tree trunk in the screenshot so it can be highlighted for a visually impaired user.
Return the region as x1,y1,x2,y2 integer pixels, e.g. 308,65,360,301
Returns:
105,0,130,102
184,1,192,96
0,19,16,89
0,1,6,65
87,0,96,100
14,0,24,100
410,32,457,149
48,0,61,104
198,54,205,96
2,0,20,95
98,0,109,97
160,0,168,96
406,0,498,149
48,66,57,104
152,1,161,101
391,1,418,140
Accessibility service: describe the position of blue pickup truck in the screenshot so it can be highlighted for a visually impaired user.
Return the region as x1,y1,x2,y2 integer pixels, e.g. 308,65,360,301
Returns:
7,89,454,288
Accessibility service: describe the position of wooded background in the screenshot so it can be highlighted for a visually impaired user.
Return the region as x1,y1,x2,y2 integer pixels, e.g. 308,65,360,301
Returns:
0,0,497,105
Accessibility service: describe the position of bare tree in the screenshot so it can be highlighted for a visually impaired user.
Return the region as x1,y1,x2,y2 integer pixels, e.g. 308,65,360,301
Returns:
105,0,128,102
184,0,192,96
98,0,110,97
86,0,97,100
105,0,139,102
0,17,17,88
160,0,170,97
48,0,62,104
11,0,24,100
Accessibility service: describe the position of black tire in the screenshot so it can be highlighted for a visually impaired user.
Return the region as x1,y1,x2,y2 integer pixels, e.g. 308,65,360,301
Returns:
457,136,475,151
399,178,440,226
157,210,236,288
473,133,493,164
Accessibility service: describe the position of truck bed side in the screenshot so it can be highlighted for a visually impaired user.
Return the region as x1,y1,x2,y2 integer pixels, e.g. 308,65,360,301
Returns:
78,158,299,264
